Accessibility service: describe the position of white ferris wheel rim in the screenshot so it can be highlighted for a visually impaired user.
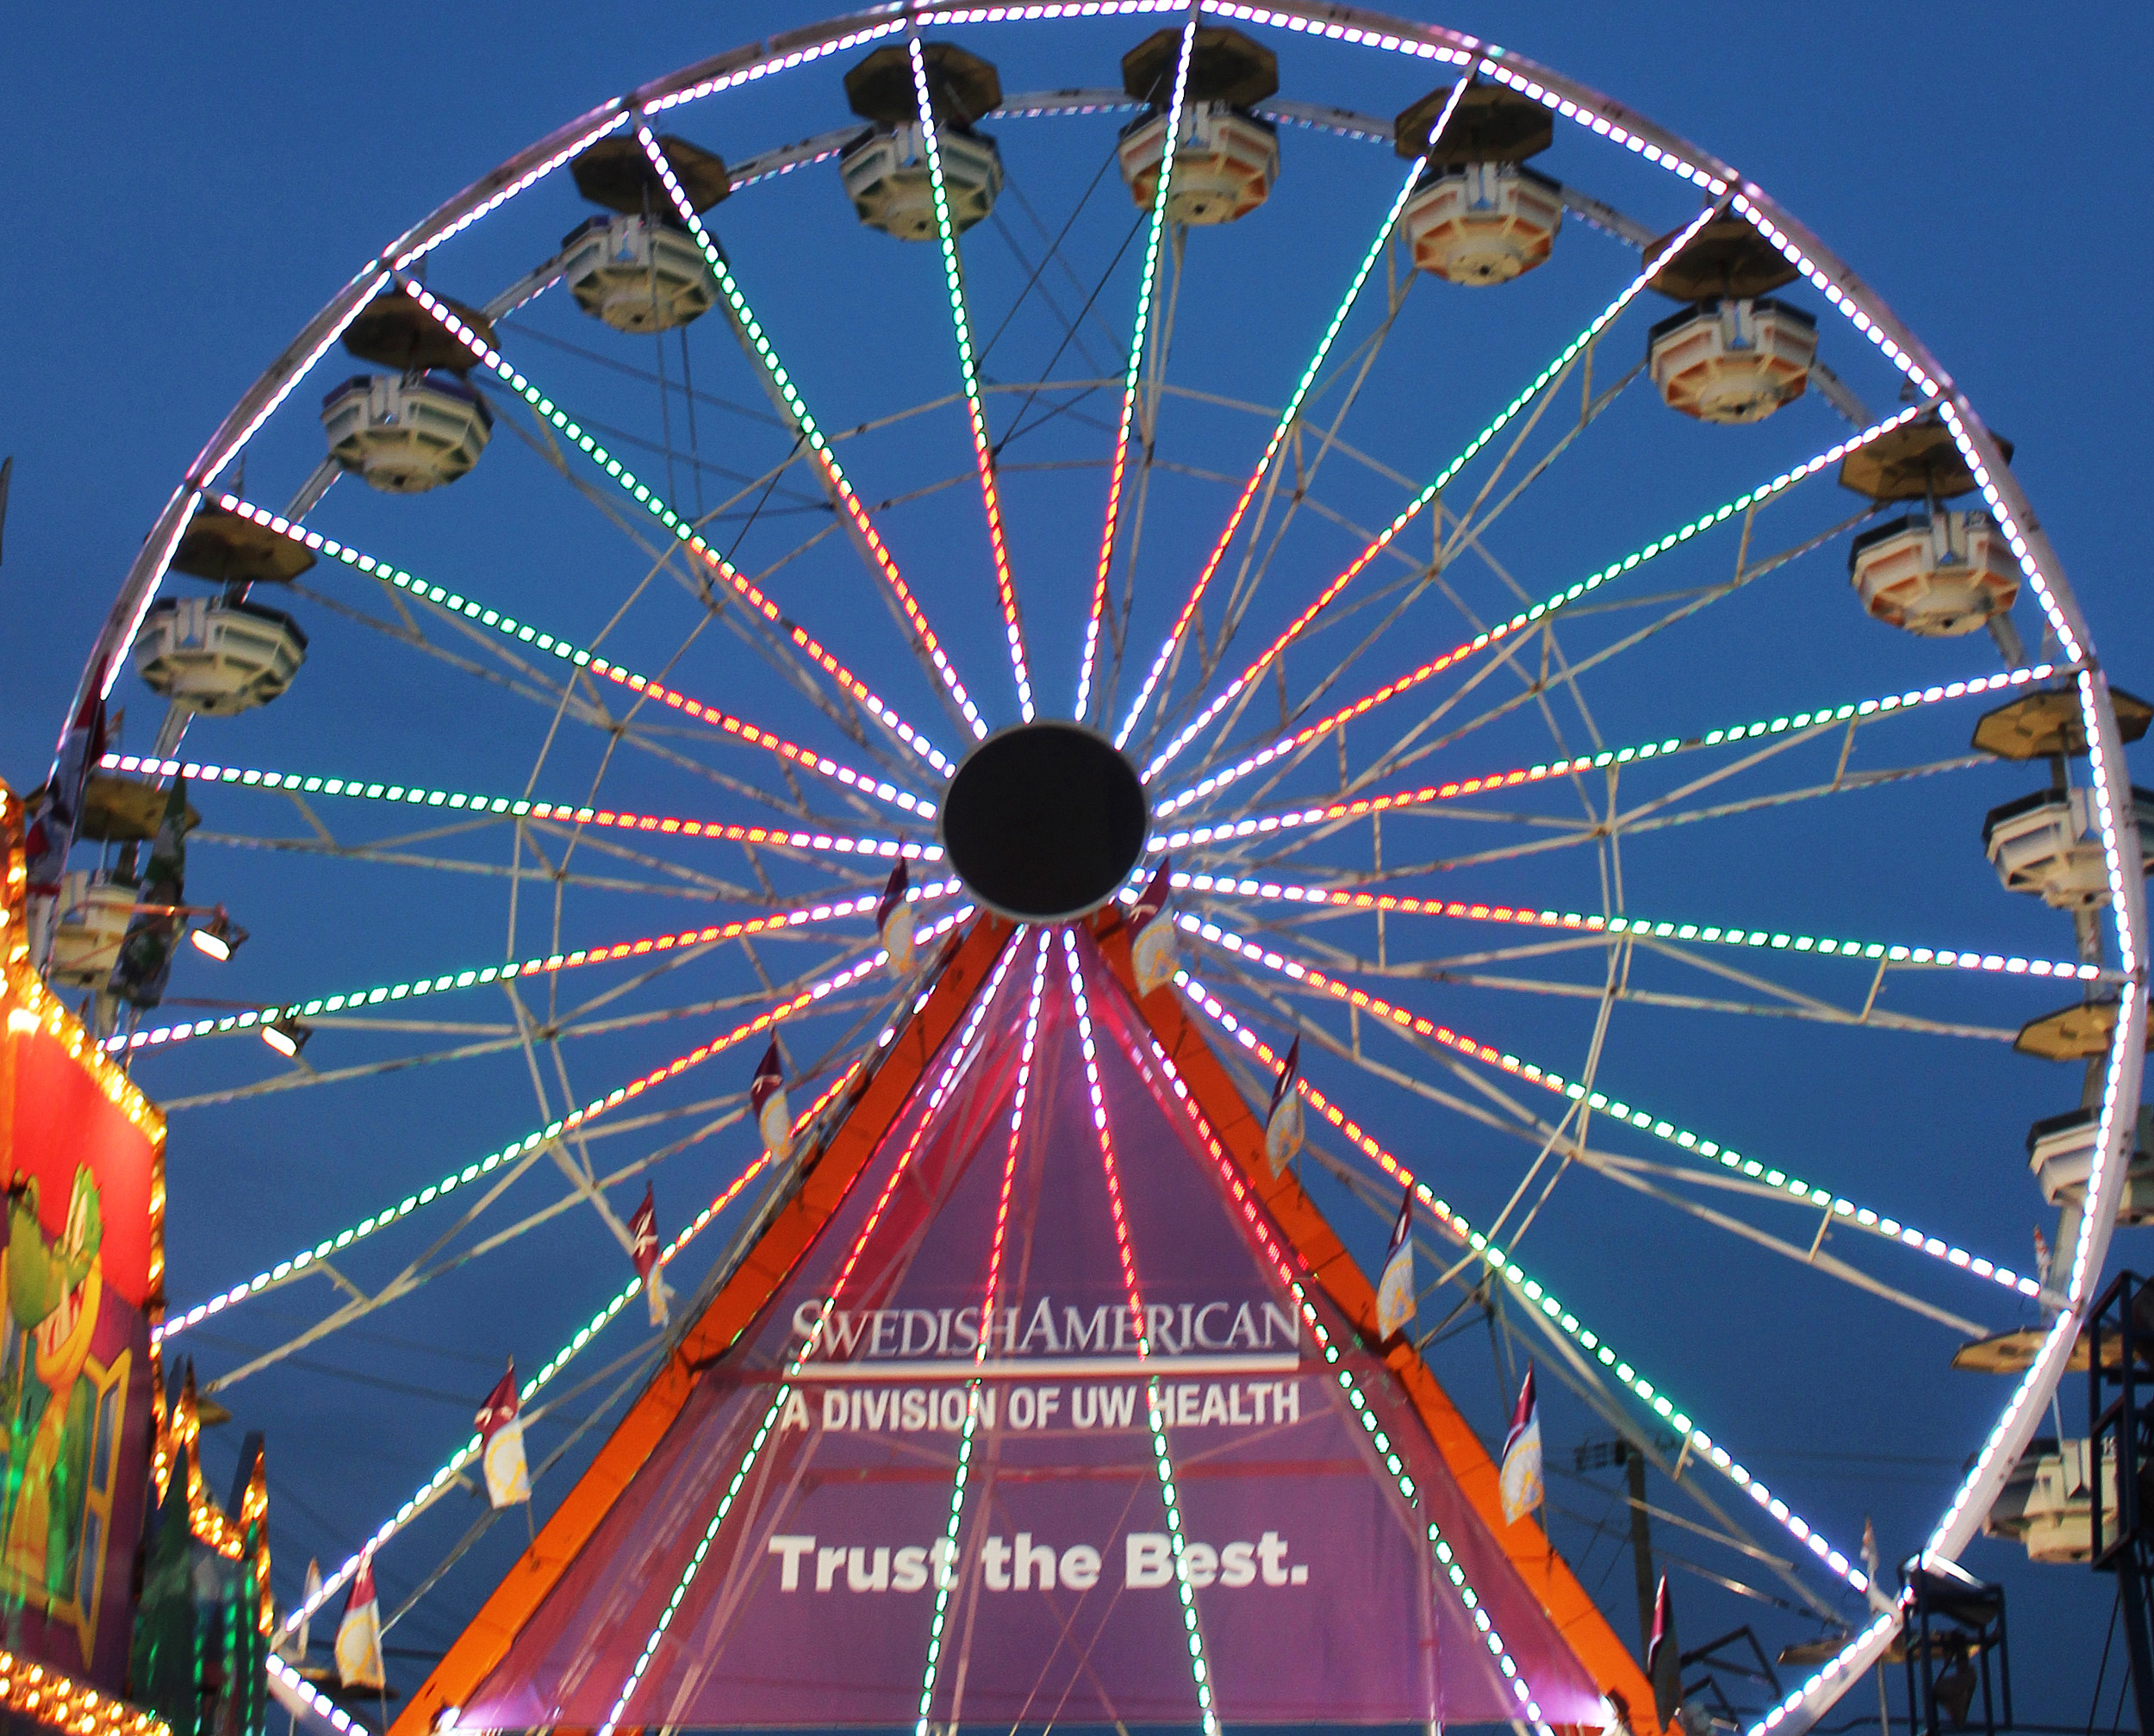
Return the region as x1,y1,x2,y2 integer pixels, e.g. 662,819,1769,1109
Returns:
54,5,2147,1732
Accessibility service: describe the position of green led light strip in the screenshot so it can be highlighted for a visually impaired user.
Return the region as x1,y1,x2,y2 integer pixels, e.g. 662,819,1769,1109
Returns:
108,883,961,1055
1177,924,2043,1304
100,753,937,863
1155,662,2066,840
635,125,987,739
1142,199,1725,785
1172,870,2104,985
283,1057,867,1629
402,284,956,778
155,925,961,1344
210,494,935,816
1180,974,1874,1611
1153,400,1930,820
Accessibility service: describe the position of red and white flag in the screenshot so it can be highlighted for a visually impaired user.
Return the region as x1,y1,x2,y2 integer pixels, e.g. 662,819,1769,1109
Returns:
25,689,105,910
751,1042,792,1160
630,1183,669,1327
333,1550,386,1691
1264,1036,1304,1176
476,1360,531,1509
1646,1572,1673,1679
877,862,914,974
1374,1185,1416,1340
1497,1366,1544,1524
1129,860,1178,997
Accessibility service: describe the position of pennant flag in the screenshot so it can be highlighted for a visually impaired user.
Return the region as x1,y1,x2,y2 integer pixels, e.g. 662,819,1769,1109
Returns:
2032,1223,2051,1291
751,1041,792,1160
629,1184,669,1326
1374,1185,1416,1340
109,775,194,1008
1264,1036,1305,1176
1645,1573,1672,1679
877,862,914,974
1861,1515,1881,1590
1498,1366,1544,1524
334,1551,386,1691
289,1557,322,1662
476,1360,532,1509
1129,859,1178,997
25,689,106,900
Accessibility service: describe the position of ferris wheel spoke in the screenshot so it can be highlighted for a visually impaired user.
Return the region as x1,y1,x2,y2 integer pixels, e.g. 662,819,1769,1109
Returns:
1076,17,1197,723
400,287,961,780
1114,78,1474,755
1174,872,2107,989
640,126,990,742
1179,924,2045,1309
1179,975,1896,1613
157,933,927,1344
908,34,1035,723
1141,202,1722,786
1153,401,1930,818
221,495,938,820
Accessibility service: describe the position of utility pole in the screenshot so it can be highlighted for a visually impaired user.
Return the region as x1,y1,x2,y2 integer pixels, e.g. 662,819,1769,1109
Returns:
1625,1447,1680,1724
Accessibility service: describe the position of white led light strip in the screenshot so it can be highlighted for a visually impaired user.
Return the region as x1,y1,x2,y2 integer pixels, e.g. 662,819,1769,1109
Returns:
1180,974,1877,1612
1178,915,2045,1303
1062,932,1218,1733
595,930,1028,1736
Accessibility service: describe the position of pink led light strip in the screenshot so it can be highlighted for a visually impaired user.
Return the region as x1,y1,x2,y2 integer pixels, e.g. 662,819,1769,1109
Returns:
212,494,935,817
1062,931,1218,1734
101,752,937,863
917,931,1053,1732
637,125,987,741
1173,871,2104,986
1177,916,2042,1304
1114,70,1478,753
159,923,964,1346
1075,17,1198,725
909,34,1035,723
1178,973,1877,1608
1140,202,1721,785
1155,400,1929,818
402,284,956,779
1155,662,2063,837
107,883,961,1055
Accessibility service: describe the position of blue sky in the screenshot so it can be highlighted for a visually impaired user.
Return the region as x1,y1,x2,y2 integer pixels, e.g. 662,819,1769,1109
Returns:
3,3,2150,1725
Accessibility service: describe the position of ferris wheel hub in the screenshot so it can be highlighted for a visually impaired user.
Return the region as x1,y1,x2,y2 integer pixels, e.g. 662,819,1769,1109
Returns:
939,722,1146,923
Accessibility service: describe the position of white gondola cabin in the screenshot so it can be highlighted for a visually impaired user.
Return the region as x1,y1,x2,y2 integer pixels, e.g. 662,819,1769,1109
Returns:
321,372,493,493
1848,509,2019,637
133,595,308,717
1982,786,2154,909
1116,26,1278,226
1647,297,1815,424
561,215,718,333
838,42,1003,240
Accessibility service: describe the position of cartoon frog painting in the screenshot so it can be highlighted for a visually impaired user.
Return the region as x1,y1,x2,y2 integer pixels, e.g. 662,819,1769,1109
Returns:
0,1165,105,1603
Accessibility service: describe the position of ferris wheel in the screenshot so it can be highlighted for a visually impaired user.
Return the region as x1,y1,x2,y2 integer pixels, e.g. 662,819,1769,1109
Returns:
34,3,2148,1729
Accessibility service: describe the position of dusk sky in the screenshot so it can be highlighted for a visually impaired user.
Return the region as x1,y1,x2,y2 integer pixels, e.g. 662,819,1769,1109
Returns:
4,3,2150,1726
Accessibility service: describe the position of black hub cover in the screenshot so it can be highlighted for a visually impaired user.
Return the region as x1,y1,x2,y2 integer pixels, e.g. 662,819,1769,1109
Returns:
940,724,1147,923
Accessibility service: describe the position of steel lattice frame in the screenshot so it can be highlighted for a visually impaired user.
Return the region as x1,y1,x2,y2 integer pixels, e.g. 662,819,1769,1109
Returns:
47,6,2145,1733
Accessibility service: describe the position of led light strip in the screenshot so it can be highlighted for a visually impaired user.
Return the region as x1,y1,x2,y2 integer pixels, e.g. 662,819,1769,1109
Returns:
1134,1024,1553,1732
1141,201,1720,784
211,494,935,816
1154,401,1927,819
1075,16,1198,725
1062,933,1218,1733
402,284,955,779
917,930,1053,1734
107,883,962,1054
1178,973,1872,1613
597,930,1026,1736
910,34,1036,723
637,126,987,741
159,914,967,1343
1155,661,2064,839
1173,870,2103,985
1112,72,1477,752
100,752,937,863
1177,918,2039,1303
